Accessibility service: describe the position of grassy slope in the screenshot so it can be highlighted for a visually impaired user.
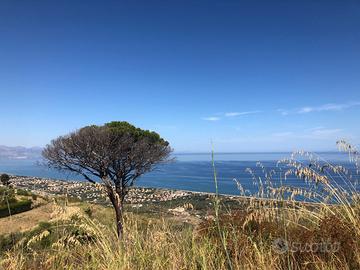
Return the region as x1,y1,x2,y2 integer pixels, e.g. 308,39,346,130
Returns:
0,193,358,270
0,204,53,234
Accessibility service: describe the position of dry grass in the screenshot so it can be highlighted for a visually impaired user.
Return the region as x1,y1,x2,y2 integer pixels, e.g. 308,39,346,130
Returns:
0,203,53,234
0,141,359,269
1,200,357,270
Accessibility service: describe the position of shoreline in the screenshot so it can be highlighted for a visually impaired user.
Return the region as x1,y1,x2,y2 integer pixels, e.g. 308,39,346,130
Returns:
3,174,324,206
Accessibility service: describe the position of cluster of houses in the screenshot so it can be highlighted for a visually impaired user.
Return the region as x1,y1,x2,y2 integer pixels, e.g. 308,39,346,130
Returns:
8,175,192,205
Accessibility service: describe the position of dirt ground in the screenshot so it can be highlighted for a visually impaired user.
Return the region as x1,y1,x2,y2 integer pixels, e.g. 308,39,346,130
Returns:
0,204,53,234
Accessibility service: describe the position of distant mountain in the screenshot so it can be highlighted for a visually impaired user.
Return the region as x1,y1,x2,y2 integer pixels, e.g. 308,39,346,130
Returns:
0,145,42,160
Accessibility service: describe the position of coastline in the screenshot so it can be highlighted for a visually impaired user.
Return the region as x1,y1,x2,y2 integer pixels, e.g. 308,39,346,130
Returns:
5,175,322,207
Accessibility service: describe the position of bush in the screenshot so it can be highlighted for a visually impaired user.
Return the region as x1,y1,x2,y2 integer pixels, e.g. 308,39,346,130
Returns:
16,189,32,196
0,200,32,218
0,232,22,253
84,206,93,218
0,173,10,186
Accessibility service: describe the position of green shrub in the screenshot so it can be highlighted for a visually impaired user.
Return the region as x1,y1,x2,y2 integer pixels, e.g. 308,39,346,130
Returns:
38,221,52,230
84,206,93,218
0,200,32,218
0,232,22,253
0,173,10,186
16,189,32,196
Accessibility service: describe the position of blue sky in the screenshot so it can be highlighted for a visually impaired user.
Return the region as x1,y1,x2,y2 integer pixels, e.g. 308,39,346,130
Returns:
0,1,359,152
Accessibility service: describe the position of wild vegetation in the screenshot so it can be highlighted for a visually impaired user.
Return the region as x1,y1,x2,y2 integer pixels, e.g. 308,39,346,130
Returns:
0,174,10,187
0,186,34,218
0,141,359,269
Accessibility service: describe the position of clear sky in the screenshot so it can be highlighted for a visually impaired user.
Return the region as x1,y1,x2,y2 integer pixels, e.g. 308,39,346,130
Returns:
0,1,359,152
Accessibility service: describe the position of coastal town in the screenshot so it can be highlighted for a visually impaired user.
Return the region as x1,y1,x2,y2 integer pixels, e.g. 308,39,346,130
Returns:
8,175,197,205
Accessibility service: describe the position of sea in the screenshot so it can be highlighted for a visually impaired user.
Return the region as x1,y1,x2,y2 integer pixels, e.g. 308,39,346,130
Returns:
0,152,359,196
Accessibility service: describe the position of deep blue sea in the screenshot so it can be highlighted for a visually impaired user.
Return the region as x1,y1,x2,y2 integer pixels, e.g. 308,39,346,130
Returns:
0,152,359,196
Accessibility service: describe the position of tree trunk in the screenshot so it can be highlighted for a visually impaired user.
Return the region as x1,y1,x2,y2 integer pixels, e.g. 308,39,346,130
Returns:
114,195,124,239
105,184,124,239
